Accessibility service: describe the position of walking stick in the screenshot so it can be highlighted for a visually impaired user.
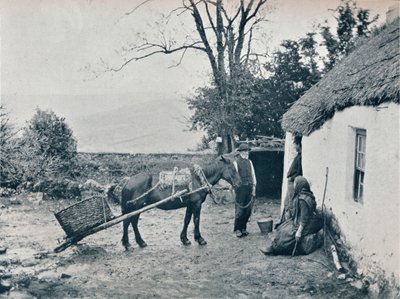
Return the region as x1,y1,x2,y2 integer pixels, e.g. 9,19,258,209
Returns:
292,239,298,257
322,167,329,256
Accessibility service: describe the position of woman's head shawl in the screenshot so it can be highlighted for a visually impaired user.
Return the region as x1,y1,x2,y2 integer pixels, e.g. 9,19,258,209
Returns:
292,176,316,225
293,176,311,196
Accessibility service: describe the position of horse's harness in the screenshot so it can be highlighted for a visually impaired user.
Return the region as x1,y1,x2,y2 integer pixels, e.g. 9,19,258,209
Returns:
126,165,215,206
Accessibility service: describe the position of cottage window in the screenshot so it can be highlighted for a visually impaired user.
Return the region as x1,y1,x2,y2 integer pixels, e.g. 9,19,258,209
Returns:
353,129,366,202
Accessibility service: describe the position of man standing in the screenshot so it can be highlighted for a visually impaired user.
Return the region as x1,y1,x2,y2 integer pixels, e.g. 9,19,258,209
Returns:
234,143,257,238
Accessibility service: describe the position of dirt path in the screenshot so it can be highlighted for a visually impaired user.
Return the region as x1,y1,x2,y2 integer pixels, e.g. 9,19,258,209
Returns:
0,194,368,299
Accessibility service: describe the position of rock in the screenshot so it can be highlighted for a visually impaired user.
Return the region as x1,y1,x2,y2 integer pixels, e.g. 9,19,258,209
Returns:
1,273,12,279
0,279,12,293
34,251,56,260
38,271,59,282
327,272,333,278
351,280,364,290
338,273,346,280
60,273,72,279
369,283,380,295
0,258,10,267
27,192,43,205
237,292,249,299
21,259,39,267
9,198,22,205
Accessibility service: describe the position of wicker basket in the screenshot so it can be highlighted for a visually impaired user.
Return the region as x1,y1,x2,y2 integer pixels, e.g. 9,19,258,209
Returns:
55,196,114,237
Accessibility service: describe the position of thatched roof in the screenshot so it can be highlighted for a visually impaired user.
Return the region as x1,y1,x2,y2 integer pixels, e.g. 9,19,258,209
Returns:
237,136,284,151
282,21,400,136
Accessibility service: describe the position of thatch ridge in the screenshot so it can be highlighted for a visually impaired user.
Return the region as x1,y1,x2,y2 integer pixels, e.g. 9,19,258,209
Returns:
282,21,400,136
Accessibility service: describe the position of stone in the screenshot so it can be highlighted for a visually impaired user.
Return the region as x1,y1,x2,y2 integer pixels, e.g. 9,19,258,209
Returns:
27,192,43,204
338,273,346,280
21,259,39,267
350,280,364,290
369,283,380,295
0,279,12,293
60,273,72,279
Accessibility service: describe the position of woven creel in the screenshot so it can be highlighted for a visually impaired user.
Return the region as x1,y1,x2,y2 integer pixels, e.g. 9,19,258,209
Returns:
54,196,114,237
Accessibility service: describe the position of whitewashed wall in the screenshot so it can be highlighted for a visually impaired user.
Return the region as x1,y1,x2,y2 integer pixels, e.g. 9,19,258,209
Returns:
282,102,400,285
280,133,298,213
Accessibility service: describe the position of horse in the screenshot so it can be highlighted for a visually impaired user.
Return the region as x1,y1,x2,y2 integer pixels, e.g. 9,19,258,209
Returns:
119,155,241,250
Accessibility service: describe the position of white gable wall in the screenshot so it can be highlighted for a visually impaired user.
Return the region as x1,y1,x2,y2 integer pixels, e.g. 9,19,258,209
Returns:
283,102,400,284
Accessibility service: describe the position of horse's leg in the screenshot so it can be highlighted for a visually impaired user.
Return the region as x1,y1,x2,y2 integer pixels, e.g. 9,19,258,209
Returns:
131,214,147,248
193,203,207,246
180,206,193,246
122,219,132,250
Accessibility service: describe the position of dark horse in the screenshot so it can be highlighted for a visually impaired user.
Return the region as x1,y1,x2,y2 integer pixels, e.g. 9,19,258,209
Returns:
120,155,241,250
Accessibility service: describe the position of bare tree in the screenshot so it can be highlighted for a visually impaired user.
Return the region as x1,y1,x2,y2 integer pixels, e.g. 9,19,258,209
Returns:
100,0,270,153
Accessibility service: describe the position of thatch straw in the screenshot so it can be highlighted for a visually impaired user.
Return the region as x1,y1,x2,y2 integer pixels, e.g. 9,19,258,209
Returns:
282,21,400,136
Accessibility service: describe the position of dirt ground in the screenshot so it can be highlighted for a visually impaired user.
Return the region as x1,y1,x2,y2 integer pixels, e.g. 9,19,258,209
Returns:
0,194,369,299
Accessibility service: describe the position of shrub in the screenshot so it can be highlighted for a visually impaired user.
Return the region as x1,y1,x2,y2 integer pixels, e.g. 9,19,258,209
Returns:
17,109,78,187
0,106,21,188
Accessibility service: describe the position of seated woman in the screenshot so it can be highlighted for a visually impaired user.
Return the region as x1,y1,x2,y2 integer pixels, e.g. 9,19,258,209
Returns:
260,176,323,256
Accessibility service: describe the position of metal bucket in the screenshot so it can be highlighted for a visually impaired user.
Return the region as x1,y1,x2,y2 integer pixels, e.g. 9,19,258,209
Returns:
257,217,273,234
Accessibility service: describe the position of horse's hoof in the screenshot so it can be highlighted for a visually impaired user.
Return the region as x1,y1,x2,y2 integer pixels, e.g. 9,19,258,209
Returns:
181,239,192,246
138,242,147,248
123,244,133,251
196,238,207,246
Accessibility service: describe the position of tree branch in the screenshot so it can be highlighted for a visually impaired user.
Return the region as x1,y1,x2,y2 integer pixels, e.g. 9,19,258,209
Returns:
246,0,267,22
109,42,206,73
116,0,153,24
188,0,219,78
202,0,218,37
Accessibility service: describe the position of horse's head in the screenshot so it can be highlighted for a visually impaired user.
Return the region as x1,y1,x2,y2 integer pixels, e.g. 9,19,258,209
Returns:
218,155,241,189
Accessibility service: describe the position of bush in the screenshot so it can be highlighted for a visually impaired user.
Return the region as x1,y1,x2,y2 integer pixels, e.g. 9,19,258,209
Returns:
17,109,78,188
0,106,21,188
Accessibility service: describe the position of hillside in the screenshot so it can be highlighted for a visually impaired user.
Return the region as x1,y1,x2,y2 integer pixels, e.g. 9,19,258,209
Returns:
2,94,204,153
72,98,204,153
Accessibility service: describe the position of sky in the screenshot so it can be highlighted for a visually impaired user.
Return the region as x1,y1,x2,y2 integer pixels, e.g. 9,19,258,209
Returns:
0,0,397,152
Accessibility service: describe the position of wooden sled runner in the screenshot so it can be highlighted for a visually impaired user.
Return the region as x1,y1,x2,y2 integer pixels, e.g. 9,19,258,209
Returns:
54,185,209,253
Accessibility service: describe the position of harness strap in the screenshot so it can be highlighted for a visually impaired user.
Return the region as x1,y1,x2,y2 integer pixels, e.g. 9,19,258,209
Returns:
193,164,216,201
126,182,161,205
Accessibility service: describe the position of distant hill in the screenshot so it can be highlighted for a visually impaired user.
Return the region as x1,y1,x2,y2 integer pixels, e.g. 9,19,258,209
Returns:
2,94,204,153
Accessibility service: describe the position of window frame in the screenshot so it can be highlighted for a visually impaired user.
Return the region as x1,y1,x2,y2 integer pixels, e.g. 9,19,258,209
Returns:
353,129,366,202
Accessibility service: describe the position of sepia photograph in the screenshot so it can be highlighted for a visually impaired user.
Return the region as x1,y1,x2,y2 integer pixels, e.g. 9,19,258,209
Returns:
0,0,399,298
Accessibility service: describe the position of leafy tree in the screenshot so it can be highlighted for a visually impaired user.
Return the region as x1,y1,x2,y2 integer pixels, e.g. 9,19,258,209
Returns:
255,36,321,138
18,109,78,182
320,0,378,71
0,106,21,187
